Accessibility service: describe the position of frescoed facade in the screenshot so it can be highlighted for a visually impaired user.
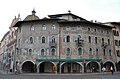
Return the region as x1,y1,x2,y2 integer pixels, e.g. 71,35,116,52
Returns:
0,10,119,74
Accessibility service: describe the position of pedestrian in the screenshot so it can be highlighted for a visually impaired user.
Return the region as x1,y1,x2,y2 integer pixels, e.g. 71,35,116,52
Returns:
102,67,106,74
110,66,114,75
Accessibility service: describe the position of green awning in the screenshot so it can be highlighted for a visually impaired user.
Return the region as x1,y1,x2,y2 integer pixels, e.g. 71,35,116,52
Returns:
36,58,102,62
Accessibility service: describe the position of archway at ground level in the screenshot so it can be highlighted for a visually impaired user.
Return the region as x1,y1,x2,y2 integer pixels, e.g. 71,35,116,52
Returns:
86,61,100,73
22,61,35,73
39,62,56,73
117,61,120,71
103,61,115,72
61,62,82,73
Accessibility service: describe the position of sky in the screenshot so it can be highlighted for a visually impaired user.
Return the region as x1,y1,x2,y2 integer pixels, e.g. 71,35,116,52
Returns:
0,0,120,40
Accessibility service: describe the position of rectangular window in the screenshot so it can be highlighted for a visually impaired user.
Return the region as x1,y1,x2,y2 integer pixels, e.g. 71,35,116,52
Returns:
42,24,46,30
66,26,70,31
77,25,80,31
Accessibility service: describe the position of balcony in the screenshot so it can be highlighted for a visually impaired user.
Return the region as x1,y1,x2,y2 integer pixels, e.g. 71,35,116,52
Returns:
75,39,84,47
49,42,57,48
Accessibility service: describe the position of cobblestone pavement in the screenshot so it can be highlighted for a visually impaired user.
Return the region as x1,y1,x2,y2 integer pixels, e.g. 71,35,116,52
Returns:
0,71,120,79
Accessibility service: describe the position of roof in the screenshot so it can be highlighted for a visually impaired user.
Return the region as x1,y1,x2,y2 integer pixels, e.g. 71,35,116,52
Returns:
13,18,64,27
48,13,87,21
24,10,39,21
58,20,113,28
24,15,39,21
110,22,120,25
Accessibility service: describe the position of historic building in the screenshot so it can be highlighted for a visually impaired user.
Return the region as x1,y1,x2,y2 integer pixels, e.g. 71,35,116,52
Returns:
104,22,120,71
12,10,117,74
0,14,21,73
0,10,118,74
0,31,9,70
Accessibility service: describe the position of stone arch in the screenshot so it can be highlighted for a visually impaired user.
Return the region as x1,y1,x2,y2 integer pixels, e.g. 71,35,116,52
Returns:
21,60,35,73
103,60,116,72
38,61,56,73
86,61,101,73
60,62,83,73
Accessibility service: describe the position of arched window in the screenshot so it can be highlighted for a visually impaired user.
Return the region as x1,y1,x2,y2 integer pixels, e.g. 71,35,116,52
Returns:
89,48,92,55
52,36,55,43
30,25,34,31
51,48,56,56
29,49,32,56
95,37,97,44
66,48,71,56
78,48,82,55
103,49,105,56
30,37,33,44
109,50,111,56
108,39,110,45
42,37,45,43
77,35,81,41
89,36,91,43
66,35,70,42
102,38,104,43
96,49,98,56
41,49,45,56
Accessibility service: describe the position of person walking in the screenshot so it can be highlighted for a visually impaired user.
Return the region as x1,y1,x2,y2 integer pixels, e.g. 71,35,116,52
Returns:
102,67,106,74
110,66,114,75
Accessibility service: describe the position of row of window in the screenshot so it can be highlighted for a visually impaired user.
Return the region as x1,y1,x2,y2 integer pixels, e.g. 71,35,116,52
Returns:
64,26,110,34
22,48,56,56
64,35,110,44
20,47,112,57
30,24,56,31
88,28,109,34
29,24,110,35
27,35,110,44
66,48,112,56
29,36,56,44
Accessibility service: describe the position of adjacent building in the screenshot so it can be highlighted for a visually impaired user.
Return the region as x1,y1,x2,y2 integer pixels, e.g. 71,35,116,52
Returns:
104,22,120,71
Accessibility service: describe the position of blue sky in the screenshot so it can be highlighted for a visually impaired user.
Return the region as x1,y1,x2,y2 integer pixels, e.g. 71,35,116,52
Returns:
0,0,120,40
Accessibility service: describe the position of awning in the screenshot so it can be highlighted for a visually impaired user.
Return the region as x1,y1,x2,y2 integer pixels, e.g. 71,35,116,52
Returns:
36,58,102,62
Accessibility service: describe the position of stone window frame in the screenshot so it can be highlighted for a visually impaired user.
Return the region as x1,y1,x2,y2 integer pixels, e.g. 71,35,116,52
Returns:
42,24,46,30
41,36,46,43
66,48,71,56
52,24,56,30
51,48,56,56
30,37,34,44
77,47,82,55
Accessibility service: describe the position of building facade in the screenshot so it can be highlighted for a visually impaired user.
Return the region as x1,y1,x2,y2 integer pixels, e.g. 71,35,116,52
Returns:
0,10,118,74
104,22,120,71
0,31,9,70
12,10,117,74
